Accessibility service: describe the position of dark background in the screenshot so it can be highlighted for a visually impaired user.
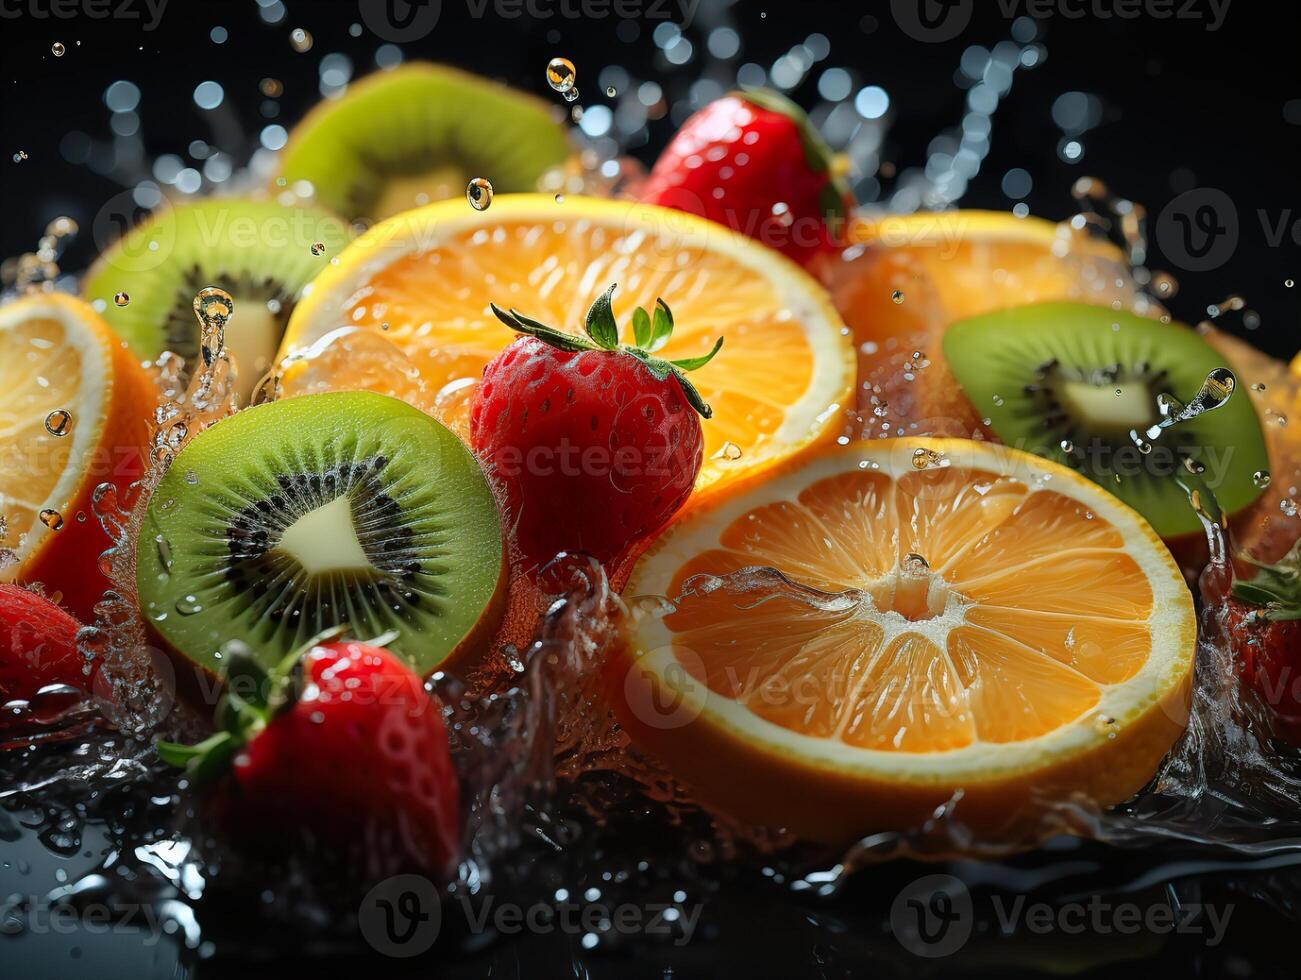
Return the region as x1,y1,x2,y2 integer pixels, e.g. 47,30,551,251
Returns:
1,0,1298,357
1,1,1299,977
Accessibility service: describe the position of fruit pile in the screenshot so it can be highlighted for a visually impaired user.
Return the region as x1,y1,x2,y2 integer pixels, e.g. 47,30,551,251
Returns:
2,61,1298,881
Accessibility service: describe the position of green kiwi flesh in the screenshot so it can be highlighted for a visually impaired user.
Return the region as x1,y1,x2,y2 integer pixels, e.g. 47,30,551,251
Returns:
136,391,504,675
942,302,1269,538
82,198,351,401
274,63,571,222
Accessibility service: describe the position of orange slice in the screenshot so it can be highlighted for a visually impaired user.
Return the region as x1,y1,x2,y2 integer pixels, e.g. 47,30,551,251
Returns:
609,438,1195,844
0,293,154,619
822,211,1134,436
280,194,855,495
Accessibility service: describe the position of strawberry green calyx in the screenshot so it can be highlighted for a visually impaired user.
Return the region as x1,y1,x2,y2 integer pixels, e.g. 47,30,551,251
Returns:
1232,540,1301,622
155,625,388,782
734,87,851,227
489,283,724,419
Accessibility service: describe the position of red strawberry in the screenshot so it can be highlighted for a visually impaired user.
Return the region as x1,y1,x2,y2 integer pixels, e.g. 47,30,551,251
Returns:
158,632,461,882
1225,541,1301,746
469,284,722,568
0,584,92,702
639,89,852,267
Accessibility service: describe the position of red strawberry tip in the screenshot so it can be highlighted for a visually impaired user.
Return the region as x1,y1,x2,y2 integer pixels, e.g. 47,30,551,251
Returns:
489,283,723,419
1231,540,1301,622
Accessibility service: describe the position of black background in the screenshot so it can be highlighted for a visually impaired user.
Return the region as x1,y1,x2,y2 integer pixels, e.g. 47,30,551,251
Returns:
1,1,1299,977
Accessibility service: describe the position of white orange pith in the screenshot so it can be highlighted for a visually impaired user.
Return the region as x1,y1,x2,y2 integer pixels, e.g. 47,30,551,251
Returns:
611,438,1196,843
0,293,153,618
281,194,855,494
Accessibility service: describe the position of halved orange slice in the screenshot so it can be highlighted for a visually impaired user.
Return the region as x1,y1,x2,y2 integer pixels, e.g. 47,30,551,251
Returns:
0,293,154,619
280,194,855,495
609,438,1195,844
823,211,1134,435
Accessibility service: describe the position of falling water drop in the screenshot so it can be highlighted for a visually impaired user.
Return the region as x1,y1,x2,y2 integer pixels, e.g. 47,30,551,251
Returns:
194,286,234,367
114,291,130,307
310,242,326,256
546,57,576,93
1252,470,1272,489
51,42,65,57
466,177,493,211
891,290,905,305
44,409,72,437
39,509,64,531
290,28,313,53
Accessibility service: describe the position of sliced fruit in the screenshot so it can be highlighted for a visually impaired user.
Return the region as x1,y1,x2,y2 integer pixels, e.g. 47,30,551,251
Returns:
280,194,855,497
823,211,1134,433
135,391,505,677
275,63,572,223
610,438,1195,843
943,303,1270,539
82,198,351,404
0,293,154,620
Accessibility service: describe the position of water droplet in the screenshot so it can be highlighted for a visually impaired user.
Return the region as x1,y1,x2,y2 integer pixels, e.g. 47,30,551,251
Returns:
554,193,566,204
563,87,580,104
194,286,233,366
1252,470,1272,489
901,552,930,576
890,290,905,305
113,291,130,307
290,28,313,53
51,42,65,57
1093,714,1118,737
546,57,576,93
310,241,326,256
711,441,743,461
770,202,794,228
606,85,617,97
155,534,173,571
175,595,204,616
39,509,63,531
1059,439,1074,454
911,448,945,470
44,409,72,437
13,150,28,163
1281,499,1298,518
466,177,493,211
1285,279,1295,289
1250,382,1266,392
260,77,283,98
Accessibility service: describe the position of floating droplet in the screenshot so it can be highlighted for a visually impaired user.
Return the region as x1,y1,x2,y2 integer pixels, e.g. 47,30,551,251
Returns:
44,409,72,437
546,57,576,93
13,150,28,163
563,87,580,104
311,241,326,256
39,509,63,531
1059,439,1074,454
194,286,234,367
466,177,493,211
290,28,313,53
51,42,65,57
891,290,905,304
114,291,130,307
711,441,743,461
606,85,617,97
1281,499,1298,518
1252,470,1272,489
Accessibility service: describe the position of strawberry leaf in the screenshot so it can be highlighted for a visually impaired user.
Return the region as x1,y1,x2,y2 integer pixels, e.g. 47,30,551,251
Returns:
1232,540,1301,621
671,368,713,419
584,283,620,350
670,337,724,372
649,298,674,352
632,307,653,348
491,303,596,353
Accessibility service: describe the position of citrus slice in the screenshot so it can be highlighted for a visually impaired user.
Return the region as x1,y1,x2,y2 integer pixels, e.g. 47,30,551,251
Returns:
823,211,1133,435
609,438,1195,843
0,293,154,619
280,194,855,495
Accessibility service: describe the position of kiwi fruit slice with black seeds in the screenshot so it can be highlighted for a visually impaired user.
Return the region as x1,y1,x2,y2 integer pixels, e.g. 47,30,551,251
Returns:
275,63,571,223
943,302,1269,538
82,198,351,402
136,391,506,676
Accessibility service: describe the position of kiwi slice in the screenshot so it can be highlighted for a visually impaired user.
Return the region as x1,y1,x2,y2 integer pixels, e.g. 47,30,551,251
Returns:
943,303,1269,537
274,63,571,222
136,391,505,675
82,198,351,401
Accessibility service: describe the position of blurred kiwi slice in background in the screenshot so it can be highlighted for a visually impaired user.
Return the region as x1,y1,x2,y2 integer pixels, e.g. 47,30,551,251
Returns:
274,63,572,222
83,198,351,402
136,391,506,676
943,303,1269,538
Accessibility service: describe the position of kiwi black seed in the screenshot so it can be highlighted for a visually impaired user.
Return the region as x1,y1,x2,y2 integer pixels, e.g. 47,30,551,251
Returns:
943,302,1270,538
82,198,351,402
274,63,571,223
136,391,505,676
